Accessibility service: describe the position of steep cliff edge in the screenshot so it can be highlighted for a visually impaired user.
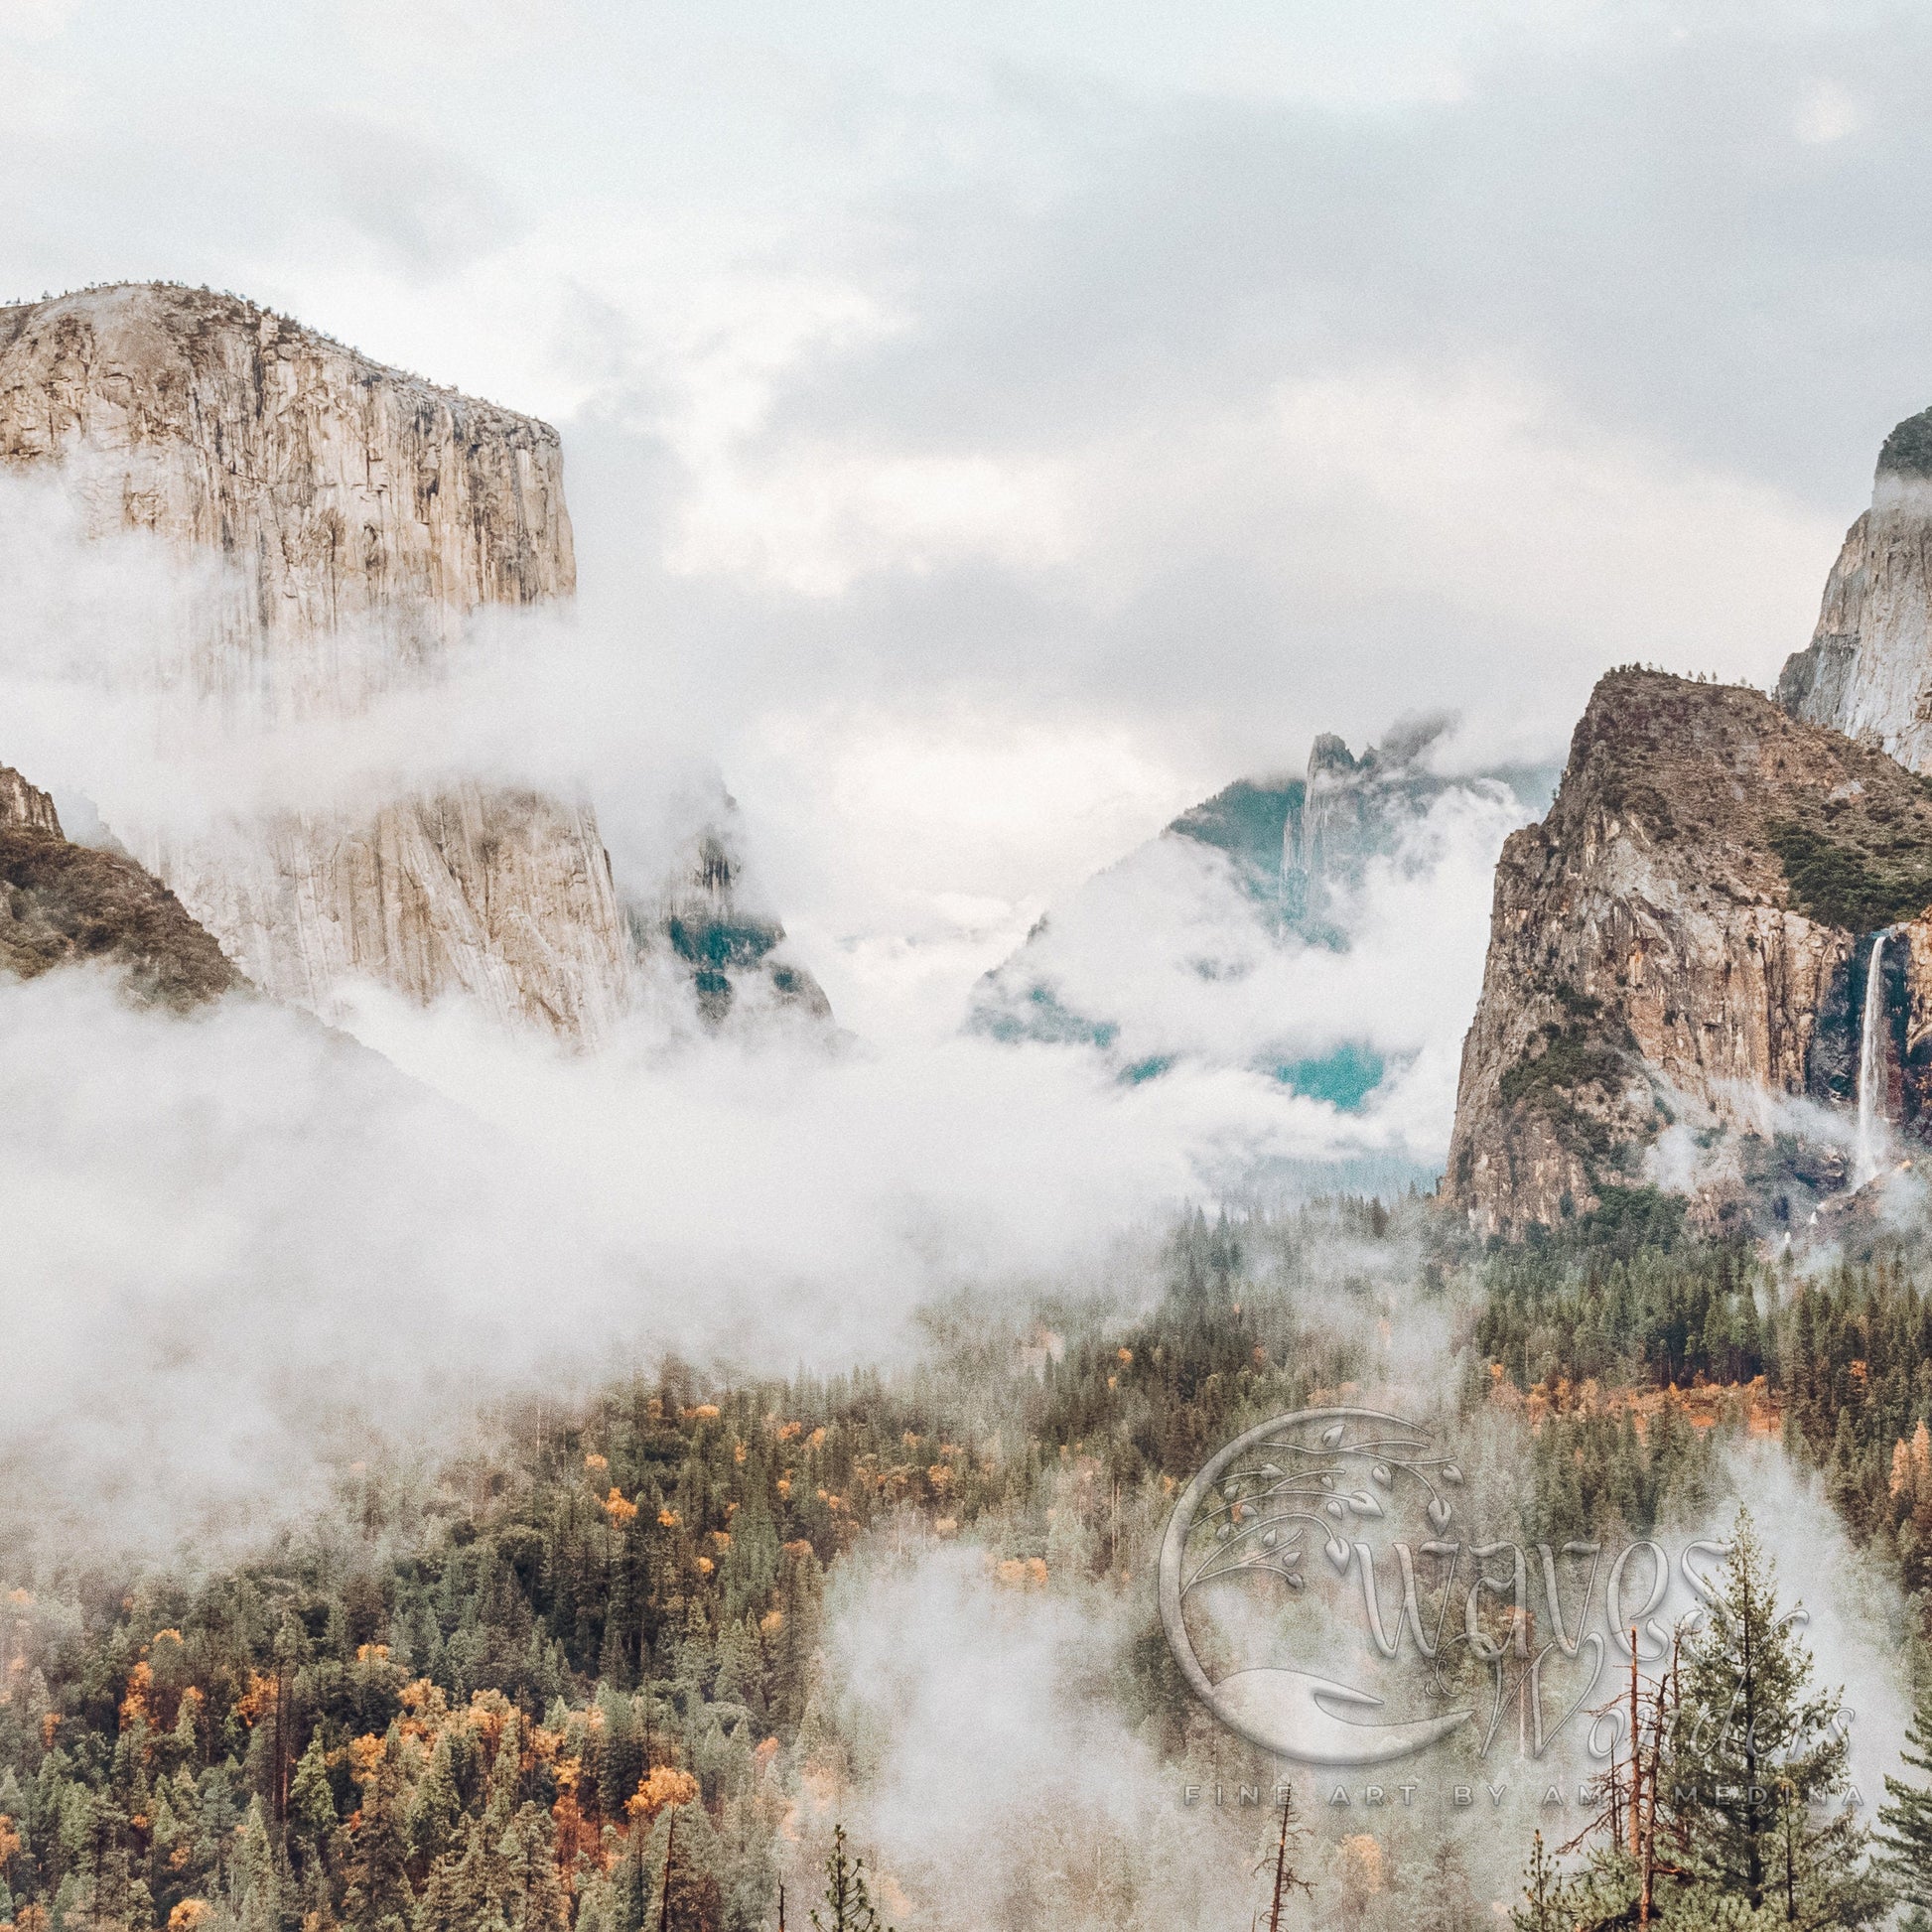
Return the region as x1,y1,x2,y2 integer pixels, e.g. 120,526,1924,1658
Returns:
0,284,629,1034
0,762,239,1008
1779,405,1932,769
0,282,573,696
1445,670,1932,1233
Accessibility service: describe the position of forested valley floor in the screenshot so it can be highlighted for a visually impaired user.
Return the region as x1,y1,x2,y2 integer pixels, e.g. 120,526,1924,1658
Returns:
7,1193,1932,1932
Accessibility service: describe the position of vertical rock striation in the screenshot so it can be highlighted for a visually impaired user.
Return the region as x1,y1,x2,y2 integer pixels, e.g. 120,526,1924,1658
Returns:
0,765,62,837
0,283,630,1034
1779,405,1932,770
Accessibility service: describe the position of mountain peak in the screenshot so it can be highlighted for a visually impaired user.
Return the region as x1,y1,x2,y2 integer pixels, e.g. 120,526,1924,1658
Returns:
1447,667,1932,1233
1877,402,1932,481
1778,403,1932,767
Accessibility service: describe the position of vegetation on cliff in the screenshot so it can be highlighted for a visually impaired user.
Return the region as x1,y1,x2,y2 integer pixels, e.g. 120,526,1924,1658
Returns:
1769,781,1932,932
1449,668,1932,1232
0,814,241,1011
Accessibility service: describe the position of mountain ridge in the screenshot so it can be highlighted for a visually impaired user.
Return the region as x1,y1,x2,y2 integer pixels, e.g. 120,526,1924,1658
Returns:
1446,668,1932,1233
0,760,241,1009
0,283,826,1038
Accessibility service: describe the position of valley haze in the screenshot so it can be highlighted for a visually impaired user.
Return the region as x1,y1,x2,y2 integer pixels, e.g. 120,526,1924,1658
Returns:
12,8,1932,1931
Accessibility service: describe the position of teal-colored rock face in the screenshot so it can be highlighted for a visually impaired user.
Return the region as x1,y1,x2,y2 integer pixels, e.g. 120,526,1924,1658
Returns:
974,984,1118,1050
1168,777,1305,888
1267,1042,1387,1110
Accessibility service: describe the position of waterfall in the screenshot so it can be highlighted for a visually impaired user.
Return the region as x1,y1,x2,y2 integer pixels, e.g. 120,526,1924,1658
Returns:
1855,931,1890,1187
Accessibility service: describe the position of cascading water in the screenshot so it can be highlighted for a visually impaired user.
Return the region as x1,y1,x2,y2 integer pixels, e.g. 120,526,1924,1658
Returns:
1854,930,1891,1188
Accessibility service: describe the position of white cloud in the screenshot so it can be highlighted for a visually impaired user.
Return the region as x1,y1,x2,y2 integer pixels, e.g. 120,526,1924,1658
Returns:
1795,79,1863,145
0,0,77,46
972,772,1533,1161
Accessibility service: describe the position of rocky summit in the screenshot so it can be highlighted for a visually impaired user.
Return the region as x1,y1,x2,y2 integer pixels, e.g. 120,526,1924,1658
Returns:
1446,669,1932,1234
1779,402,1932,772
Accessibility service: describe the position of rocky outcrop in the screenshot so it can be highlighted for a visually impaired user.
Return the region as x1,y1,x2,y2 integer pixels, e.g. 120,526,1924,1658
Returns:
971,720,1552,1058
1779,405,1932,769
1293,718,1502,938
630,817,831,1028
154,790,630,1035
0,766,61,836
0,761,240,1008
0,284,631,1035
1446,670,1932,1233
0,283,573,700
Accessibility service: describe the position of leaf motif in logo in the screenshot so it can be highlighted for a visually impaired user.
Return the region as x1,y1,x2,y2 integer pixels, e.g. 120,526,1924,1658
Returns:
1428,1498,1452,1531
1323,1499,1344,1520
1371,1463,1393,1487
1324,1535,1350,1573
1320,1423,1344,1447
1441,1463,1464,1485
1349,1491,1383,1518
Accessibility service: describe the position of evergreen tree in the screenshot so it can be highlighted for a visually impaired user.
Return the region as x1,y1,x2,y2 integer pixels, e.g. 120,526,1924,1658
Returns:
1510,1831,1567,1932
1880,1673,1932,1915
810,1827,891,1932
344,1728,413,1932
291,1735,339,1848
407,1731,463,1866
1665,1511,1882,1924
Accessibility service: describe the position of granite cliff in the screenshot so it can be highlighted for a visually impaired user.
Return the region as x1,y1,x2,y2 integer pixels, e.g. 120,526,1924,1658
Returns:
1445,669,1932,1233
1779,404,1932,770
0,284,822,1035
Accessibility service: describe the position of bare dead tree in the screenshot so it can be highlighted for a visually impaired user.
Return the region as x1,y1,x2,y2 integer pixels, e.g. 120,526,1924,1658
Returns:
659,1813,676,1932
1255,1785,1312,1932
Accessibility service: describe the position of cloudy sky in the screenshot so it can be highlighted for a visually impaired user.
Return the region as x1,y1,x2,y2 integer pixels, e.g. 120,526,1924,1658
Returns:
12,0,1932,1547
11,0,1932,1042
5,0,1928,1021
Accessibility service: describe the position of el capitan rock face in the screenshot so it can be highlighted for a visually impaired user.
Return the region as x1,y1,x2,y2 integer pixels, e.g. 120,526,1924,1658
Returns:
0,282,574,691
1446,669,1932,1233
0,283,631,1034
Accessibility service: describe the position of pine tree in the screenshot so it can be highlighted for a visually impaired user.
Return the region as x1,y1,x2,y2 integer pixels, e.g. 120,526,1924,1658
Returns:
1880,1672,1932,1911
1665,1510,1882,1923
1256,1788,1311,1932
1417,1835,1477,1932
343,1728,413,1932
809,1827,891,1932
407,1731,463,1866
1514,1513,1892,1929
500,1801,570,1932
1510,1831,1568,1932
291,1736,338,1849
1669,1514,1877,1924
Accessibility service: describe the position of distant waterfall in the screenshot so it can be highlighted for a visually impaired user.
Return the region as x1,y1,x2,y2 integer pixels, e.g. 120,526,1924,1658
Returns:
1855,931,1890,1187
